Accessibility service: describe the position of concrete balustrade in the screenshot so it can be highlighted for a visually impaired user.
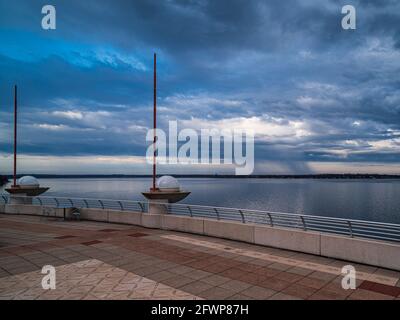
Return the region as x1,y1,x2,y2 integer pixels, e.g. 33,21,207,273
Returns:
2,204,72,218
204,219,255,243
107,209,142,226
142,213,161,228
1,203,400,271
161,215,204,234
79,208,109,222
321,234,400,271
255,225,321,255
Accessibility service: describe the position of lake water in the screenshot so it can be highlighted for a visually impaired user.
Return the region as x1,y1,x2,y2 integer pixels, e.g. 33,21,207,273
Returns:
2,178,400,224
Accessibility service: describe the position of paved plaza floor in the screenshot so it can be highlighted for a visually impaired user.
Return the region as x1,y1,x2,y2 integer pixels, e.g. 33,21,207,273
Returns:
1,214,400,300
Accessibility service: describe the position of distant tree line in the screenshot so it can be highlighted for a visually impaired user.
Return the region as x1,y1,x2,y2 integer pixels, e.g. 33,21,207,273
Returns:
3,173,400,180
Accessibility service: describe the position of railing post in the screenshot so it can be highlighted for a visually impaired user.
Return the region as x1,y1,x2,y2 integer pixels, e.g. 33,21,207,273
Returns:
267,213,273,226
138,202,145,213
37,197,42,206
98,200,104,209
300,216,307,231
83,199,89,208
68,199,74,206
238,210,245,223
118,201,124,211
348,221,353,237
187,206,193,217
54,198,59,207
214,208,220,220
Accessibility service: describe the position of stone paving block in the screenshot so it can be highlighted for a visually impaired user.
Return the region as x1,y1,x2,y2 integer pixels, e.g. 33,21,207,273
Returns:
347,289,394,300
239,286,276,299
162,275,196,289
200,274,231,286
296,277,330,290
269,292,303,300
281,283,318,299
219,280,252,292
179,281,214,295
198,286,236,300
259,277,291,291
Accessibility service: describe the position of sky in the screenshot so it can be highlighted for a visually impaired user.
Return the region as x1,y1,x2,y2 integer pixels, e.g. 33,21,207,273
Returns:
0,0,399,175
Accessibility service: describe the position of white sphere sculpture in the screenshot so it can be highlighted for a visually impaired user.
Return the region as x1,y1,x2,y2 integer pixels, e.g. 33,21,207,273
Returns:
156,176,180,192
18,176,40,189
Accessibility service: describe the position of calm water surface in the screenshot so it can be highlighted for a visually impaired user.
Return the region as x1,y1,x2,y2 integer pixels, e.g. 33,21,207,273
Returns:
2,178,400,224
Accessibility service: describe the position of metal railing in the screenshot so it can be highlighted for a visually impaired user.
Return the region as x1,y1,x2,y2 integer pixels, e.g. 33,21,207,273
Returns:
1,195,148,213
1,194,400,243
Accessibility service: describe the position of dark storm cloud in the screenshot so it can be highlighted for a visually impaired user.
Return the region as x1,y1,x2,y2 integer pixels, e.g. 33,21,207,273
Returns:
0,0,399,172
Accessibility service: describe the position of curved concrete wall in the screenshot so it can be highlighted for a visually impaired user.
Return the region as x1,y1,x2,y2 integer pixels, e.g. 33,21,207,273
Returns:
255,225,321,256
320,234,400,271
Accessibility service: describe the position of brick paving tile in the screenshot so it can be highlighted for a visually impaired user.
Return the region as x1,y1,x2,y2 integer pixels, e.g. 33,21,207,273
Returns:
259,277,291,291
308,288,350,300
185,269,210,280
219,268,247,279
239,286,276,299
269,292,302,300
235,263,262,273
200,274,231,286
238,272,268,286
198,286,237,300
68,285,94,295
167,265,194,275
309,271,337,282
274,271,304,283
147,270,176,282
296,277,330,290
281,283,318,299
253,267,281,278
268,263,292,271
229,294,254,300
162,275,196,288
131,266,163,277
359,280,400,297
373,268,400,279
232,256,255,263
179,281,215,295
219,280,252,292
347,289,394,300
321,282,353,298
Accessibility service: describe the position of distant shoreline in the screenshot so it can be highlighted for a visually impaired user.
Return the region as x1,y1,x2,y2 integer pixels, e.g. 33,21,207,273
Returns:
2,174,400,180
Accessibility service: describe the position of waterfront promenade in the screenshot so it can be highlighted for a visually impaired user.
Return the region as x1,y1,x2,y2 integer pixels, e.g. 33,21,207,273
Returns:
1,214,400,300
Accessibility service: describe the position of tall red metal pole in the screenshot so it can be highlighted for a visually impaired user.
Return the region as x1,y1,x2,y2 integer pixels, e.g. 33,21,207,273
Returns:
13,85,17,187
152,53,157,191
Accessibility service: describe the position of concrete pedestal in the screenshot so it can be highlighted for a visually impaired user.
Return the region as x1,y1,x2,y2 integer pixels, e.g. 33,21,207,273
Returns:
9,195,33,205
148,199,169,215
